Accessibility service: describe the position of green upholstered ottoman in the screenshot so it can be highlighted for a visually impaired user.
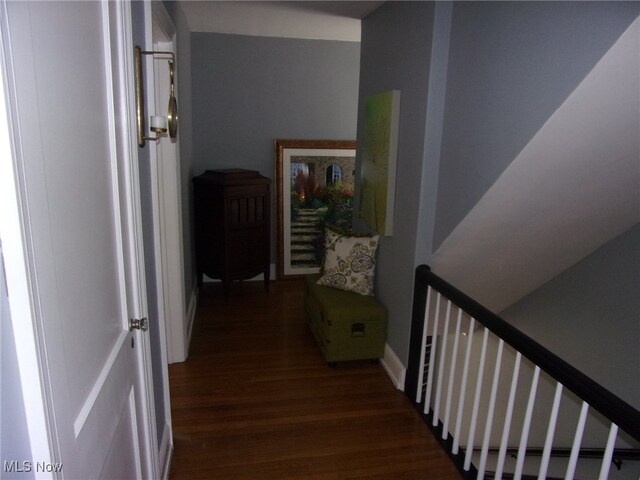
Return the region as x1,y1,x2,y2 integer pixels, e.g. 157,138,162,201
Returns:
304,274,387,364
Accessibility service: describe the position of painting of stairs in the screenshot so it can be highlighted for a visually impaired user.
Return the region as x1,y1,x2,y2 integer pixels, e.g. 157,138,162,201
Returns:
290,208,323,268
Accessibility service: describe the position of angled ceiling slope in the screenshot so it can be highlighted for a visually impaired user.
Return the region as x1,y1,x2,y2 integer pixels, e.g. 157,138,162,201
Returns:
432,17,640,313
179,1,384,41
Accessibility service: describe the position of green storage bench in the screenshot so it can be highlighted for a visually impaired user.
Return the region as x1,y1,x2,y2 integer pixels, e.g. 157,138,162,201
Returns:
304,274,387,365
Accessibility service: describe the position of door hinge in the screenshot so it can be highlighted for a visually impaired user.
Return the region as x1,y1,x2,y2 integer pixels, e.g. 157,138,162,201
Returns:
129,317,148,332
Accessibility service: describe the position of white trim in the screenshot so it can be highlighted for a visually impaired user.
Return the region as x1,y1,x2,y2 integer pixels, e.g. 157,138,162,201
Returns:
144,3,178,477
158,422,173,480
73,331,128,437
185,283,199,360
144,1,177,455
128,386,143,479
380,343,406,391
152,0,176,39
104,1,157,477
149,2,188,368
0,2,57,471
101,1,129,336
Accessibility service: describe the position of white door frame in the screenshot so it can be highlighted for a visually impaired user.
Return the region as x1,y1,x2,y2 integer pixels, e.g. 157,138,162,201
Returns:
146,2,189,364
0,3,55,470
140,1,178,473
114,1,160,477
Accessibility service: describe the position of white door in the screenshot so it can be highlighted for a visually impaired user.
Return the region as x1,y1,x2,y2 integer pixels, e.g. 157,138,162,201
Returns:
1,1,155,478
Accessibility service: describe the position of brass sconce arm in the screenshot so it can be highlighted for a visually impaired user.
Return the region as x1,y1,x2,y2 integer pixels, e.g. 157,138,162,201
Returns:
135,46,178,147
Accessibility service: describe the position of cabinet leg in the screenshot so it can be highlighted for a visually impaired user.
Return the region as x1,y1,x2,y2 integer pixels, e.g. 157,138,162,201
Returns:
264,267,270,293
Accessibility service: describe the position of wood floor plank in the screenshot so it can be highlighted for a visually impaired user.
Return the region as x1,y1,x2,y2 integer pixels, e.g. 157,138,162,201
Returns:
168,280,461,479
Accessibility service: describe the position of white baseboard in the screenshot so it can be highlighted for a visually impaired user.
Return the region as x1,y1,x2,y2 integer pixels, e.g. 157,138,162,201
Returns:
380,343,406,391
159,422,172,480
185,282,199,358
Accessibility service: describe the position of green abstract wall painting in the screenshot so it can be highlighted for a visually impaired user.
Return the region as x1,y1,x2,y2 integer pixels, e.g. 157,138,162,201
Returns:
359,90,401,236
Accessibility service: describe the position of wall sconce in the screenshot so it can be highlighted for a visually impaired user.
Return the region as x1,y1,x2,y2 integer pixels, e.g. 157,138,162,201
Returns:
135,46,178,147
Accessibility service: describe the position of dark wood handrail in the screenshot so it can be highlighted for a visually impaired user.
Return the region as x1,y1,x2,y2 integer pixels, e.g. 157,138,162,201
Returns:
413,265,640,443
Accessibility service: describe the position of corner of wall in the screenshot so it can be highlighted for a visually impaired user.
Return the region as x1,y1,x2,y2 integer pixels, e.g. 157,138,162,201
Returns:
380,343,407,391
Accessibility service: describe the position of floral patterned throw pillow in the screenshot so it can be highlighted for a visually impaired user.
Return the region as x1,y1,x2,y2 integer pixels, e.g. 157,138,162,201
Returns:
317,228,379,296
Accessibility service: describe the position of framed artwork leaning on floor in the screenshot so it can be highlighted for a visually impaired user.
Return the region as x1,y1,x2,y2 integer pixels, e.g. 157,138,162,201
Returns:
275,139,356,279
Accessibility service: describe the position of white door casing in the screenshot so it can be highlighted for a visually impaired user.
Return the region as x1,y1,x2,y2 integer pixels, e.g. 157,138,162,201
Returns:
140,0,176,471
148,3,189,364
0,1,156,478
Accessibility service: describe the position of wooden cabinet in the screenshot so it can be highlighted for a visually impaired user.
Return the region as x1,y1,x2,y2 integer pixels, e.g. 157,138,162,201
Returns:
193,169,271,301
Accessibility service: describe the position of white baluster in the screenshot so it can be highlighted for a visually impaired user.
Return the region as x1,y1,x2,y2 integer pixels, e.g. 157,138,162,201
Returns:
495,351,522,479
452,316,475,455
565,401,589,480
514,366,540,480
478,339,505,479
424,292,442,415
464,327,489,471
434,299,452,428
443,307,463,441
539,382,564,479
598,423,619,480
416,286,432,404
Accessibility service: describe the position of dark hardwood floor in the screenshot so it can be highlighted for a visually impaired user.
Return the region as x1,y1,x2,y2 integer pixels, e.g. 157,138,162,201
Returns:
168,280,461,479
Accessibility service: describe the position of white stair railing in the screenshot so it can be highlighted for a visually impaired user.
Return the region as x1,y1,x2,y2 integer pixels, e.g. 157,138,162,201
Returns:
406,266,640,479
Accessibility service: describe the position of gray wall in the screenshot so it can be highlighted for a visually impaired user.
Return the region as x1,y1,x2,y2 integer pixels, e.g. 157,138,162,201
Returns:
434,1,640,249
429,0,640,409
354,1,435,364
503,223,640,409
191,32,360,261
356,1,640,372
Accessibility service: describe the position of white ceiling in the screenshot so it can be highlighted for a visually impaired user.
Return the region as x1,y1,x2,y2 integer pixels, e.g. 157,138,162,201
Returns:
179,1,385,41
432,17,640,313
